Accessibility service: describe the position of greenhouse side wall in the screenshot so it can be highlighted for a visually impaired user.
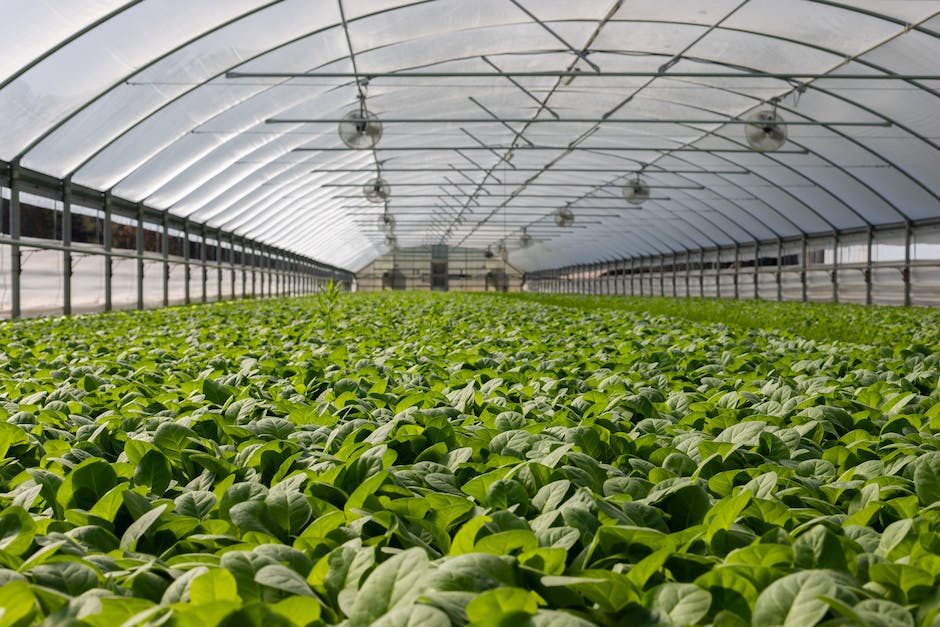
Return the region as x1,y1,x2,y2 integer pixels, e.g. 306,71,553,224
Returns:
525,224,940,308
0,178,353,320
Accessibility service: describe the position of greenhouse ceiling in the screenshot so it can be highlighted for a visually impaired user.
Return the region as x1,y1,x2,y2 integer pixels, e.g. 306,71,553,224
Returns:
3,1,940,272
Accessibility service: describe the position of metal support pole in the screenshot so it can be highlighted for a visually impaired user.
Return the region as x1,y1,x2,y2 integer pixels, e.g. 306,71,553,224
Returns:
672,253,678,297
733,244,740,299
229,234,236,299
715,250,722,299
241,239,247,299
162,212,169,308
831,232,839,303
9,162,21,319
250,242,257,297
776,238,784,302
801,235,808,302
62,178,72,316
136,203,144,310
265,247,271,298
659,254,665,296
257,245,263,297
639,257,645,297
699,249,705,297
183,218,191,305
631,257,636,296
216,228,222,302
104,192,112,312
617,259,624,296
200,225,207,303
904,222,912,306
865,227,873,306
685,250,691,298
754,242,760,300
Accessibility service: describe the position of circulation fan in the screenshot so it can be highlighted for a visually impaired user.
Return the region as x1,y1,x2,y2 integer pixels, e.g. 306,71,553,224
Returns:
364,177,390,203
338,95,383,150
745,100,788,152
519,228,533,249
484,245,495,259
623,176,650,206
554,206,575,228
377,212,396,232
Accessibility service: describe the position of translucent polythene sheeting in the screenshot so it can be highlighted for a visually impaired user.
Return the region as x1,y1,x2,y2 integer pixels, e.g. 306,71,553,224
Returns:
2,2,940,272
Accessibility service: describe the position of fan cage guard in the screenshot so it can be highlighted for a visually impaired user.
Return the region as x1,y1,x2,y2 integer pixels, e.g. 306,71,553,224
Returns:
555,207,575,227
364,177,391,203
745,109,788,152
338,107,383,150
623,177,650,205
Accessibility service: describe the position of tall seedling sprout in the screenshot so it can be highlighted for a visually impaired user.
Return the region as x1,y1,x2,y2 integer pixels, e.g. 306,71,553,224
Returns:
318,278,342,333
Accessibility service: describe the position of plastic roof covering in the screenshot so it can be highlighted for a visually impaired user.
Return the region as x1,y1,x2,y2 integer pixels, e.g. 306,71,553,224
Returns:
3,1,940,272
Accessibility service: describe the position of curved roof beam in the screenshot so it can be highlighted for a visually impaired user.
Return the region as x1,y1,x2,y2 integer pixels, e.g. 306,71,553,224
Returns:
55,14,940,213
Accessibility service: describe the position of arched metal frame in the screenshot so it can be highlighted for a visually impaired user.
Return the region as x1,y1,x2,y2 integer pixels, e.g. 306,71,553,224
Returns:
1,0,939,281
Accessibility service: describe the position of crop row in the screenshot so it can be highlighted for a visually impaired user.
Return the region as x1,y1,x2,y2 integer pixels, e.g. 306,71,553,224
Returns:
0,293,938,626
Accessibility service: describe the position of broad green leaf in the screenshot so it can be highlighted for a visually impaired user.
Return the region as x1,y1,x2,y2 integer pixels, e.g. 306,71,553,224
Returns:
0,581,35,626
203,378,236,406
647,583,712,625
346,548,430,626
371,604,451,627
914,453,940,507
0,507,35,556
120,503,168,552
254,564,316,597
190,568,241,604
751,570,837,627
466,587,540,624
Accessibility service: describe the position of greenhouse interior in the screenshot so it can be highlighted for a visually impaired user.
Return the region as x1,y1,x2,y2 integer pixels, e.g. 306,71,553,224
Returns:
2,2,940,626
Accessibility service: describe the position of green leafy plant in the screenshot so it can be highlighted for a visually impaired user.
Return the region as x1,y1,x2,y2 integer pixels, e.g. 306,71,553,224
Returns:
0,292,938,625
317,278,343,334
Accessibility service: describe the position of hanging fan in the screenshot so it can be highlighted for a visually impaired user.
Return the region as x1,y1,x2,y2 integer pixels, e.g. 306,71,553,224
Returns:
338,96,383,149
554,206,575,228
496,242,509,261
519,228,533,249
623,176,650,205
377,212,396,232
484,245,495,259
745,101,787,152
385,234,397,249
364,177,391,203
